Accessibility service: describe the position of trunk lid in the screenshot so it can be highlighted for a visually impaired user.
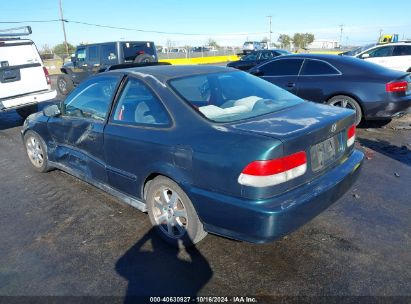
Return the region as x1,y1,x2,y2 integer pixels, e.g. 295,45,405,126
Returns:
0,40,49,99
230,102,356,199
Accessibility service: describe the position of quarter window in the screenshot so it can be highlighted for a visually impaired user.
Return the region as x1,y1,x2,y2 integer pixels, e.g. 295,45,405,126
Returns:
63,75,120,121
301,60,340,75
112,78,170,126
393,45,411,56
101,44,118,64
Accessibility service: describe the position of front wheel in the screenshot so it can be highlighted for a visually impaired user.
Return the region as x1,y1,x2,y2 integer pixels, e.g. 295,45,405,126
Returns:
327,95,362,125
146,176,207,247
24,131,50,173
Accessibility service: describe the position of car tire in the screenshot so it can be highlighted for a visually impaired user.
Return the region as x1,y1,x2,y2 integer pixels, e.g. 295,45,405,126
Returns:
134,54,154,63
146,176,207,247
24,131,51,173
16,104,38,119
57,74,74,96
327,95,363,126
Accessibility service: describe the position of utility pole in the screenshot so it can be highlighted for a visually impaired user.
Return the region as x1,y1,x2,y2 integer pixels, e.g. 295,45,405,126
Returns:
339,24,344,48
379,28,383,39
267,16,272,48
59,0,69,60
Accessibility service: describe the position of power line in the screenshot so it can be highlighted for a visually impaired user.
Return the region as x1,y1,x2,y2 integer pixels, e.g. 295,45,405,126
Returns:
0,19,267,37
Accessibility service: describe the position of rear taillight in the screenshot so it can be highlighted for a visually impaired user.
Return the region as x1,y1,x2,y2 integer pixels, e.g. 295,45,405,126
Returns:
238,151,307,187
137,51,145,55
347,125,356,147
43,67,50,85
386,81,408,92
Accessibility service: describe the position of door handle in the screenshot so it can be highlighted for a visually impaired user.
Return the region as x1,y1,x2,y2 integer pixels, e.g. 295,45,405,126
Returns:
286,82,296,88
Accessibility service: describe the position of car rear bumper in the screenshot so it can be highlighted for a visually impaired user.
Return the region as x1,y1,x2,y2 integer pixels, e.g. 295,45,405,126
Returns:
186,149,364,243
0,89,57,111
363,98,411,119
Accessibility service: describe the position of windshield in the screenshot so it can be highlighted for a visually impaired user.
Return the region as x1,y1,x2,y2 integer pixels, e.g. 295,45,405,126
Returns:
169,71,304,123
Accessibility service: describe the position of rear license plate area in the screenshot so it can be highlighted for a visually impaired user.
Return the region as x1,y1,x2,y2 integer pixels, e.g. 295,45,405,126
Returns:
310,133,344,172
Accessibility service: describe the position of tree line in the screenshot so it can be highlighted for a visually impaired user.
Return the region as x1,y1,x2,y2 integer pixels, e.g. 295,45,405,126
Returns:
278,33,315,49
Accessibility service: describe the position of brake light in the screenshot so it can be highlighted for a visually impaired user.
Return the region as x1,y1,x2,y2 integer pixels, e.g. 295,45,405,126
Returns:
238,151,307,187
347,125,356,147
43,67,50,85
137,51,145,55
386,81,408,92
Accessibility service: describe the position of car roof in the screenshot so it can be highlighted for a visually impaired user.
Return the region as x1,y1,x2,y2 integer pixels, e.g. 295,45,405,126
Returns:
263,53,406,77
113,65,234,82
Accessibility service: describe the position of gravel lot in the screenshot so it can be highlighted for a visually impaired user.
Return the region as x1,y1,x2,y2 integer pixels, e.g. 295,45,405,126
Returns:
0,76,410,300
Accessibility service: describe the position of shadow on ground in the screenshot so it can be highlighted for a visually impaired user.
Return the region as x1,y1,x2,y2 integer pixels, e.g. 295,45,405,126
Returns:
115,228,212,301
358,137,411,167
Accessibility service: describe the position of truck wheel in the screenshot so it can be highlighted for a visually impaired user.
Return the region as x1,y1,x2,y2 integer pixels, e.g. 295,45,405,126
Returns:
146,176,207,247
57,74,74,96
327,95,363,126
134,54,154,63
16,104,38,119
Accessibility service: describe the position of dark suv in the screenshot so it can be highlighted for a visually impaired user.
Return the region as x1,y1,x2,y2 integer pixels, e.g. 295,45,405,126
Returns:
57,41,158,95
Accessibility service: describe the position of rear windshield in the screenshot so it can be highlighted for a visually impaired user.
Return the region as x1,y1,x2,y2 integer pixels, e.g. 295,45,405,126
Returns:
169,71,304,123
122,41,155,62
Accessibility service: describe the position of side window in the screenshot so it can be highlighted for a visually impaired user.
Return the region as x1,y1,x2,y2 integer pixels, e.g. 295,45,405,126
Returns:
260,52,271,60
393,45,411,56
88,46,99,63
112,78,170,126
63,75,120,121
301,60,340,75
101,44,118,64
260,59,304,76
76,48,86,62
366,46,393,58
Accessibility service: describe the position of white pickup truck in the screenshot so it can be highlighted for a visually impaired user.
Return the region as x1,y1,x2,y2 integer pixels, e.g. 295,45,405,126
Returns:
0,27,56,118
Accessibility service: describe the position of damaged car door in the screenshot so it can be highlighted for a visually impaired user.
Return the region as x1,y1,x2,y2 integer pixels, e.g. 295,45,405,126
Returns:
47,75,121,182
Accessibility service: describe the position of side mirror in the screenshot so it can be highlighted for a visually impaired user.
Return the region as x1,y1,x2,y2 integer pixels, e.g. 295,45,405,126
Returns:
360,53,370,59
43,104,61,117
249,68,264,76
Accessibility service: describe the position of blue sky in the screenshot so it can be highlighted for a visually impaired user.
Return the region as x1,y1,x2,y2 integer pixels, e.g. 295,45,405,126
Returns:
1,0,410,49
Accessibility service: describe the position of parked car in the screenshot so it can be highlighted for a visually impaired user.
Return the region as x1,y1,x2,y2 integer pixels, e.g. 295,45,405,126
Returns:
190,46,211,53
227,49,290,71
354,42,411,72
22,65,363,246
242,41,264,53
339,43,377,56
249,54,411,125
0,26,56,118
57,41,158,96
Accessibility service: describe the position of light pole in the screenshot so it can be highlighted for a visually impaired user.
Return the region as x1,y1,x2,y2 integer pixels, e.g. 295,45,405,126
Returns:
59,0,69,60
267,16,272,48
339,24,344,48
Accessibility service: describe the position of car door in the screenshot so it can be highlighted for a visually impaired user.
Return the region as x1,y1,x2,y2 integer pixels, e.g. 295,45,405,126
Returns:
71,46,89,84
359,45,394,69
104,77,172,198
86,45,101,74
257,58,304,94
47,74,122,182
296,59,342,102
391,45,411,72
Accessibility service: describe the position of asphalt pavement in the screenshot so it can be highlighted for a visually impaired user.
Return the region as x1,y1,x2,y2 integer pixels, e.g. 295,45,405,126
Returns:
0,78,410,300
